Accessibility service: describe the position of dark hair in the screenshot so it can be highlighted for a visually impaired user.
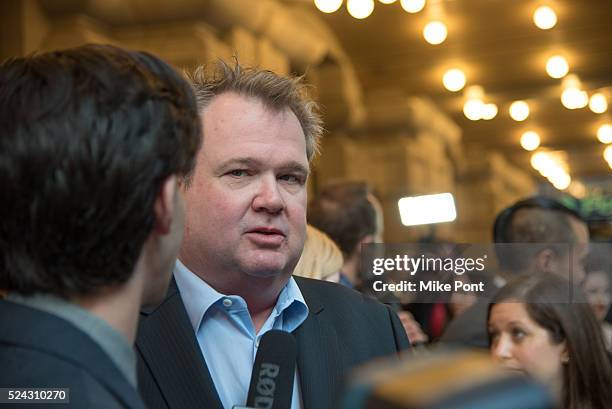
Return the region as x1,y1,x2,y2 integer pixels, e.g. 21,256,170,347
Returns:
488,273,612,409
0,44,201,298
308,180,378,257
493,196,585,273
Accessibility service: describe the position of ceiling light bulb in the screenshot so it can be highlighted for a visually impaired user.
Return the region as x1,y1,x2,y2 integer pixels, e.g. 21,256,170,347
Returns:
589,93,608,114
314,0,343,13
545,55,569,79
533,5,557,30
482,103,498,120
442,69,466,92
551,173,571,190
379,0,397,4
521,131,541,151
597,124,612,144
530,152,549,171
603,145,612,163
463,99,483,121
509,100,530,121
423,20,447,45
568,181,586,198
347,0,374,19
561,88,588,110
400,0,425,13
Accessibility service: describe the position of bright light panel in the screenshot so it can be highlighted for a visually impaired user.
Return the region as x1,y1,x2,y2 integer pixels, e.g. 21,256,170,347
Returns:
398,193,457,226
379,0,397,4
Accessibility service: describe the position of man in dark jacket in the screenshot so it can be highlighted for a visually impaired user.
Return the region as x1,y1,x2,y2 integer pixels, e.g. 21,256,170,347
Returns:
0,44,201,408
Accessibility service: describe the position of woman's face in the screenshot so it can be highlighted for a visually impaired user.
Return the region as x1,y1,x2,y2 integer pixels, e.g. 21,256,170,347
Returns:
582,271,611,322
488,302,567,392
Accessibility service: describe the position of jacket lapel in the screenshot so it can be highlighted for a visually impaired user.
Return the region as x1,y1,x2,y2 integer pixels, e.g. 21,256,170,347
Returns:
293,279,344,409
136,281,223,409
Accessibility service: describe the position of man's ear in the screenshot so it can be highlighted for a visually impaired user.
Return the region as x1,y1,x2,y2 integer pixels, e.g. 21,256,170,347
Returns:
153,175,179,235
534,248,556,274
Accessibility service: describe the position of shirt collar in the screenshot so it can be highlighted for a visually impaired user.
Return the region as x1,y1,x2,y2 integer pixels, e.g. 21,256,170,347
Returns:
174,259,308,334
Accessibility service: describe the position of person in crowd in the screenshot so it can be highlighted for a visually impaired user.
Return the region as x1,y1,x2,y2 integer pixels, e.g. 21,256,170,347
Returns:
308,179,429,345
308,180,384,289
488,272,612,409
135,62,409,409
0,44,201,408
293,225,343,282
442,196,590,348
583,253,612,351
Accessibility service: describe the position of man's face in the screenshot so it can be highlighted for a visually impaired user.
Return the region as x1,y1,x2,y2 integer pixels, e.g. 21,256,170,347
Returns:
181,93,308,282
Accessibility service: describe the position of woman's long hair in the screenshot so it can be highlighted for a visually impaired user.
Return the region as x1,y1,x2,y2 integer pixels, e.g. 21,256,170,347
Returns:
488,272,612,409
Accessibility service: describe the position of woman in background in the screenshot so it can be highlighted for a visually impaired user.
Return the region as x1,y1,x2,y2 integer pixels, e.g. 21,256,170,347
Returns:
293,224,343,282
583,256,612,351
488,273,612,409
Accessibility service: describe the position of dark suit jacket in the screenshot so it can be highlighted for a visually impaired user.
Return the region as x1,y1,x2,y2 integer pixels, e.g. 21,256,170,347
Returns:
0,299,146,409
136,276,409,409
439,298,490,349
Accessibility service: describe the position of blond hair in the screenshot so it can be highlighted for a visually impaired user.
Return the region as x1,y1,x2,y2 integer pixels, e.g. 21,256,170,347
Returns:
294,225,343,281
187,61,323,160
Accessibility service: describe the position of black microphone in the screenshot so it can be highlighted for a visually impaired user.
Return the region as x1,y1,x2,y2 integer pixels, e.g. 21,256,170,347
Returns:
236,330,297,409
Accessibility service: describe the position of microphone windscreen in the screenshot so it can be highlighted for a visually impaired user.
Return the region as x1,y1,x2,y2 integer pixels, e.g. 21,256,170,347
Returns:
342,349,555,409
245,330,297,409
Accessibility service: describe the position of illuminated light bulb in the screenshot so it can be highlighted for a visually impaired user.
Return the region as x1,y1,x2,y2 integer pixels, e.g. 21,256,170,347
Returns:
568,181,586,198
531,151,549,170
533,5,557,30
545,55,569,79
423,20,447,45
347,0,374,19
605,145,612,163
463,99,483,121
314,0,343,13
540,163,556,177
442,69,466,92
482,103,498,120
400,0,425,13
379,0,396,3
551,172,571,190
561,88,588,110
562,74,581,90
509,100,530,121
597,124,612,144
589,93,608,114
521,131,541,151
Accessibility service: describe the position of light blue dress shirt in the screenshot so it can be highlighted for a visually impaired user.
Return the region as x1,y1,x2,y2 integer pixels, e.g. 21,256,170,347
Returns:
174,259,309,409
